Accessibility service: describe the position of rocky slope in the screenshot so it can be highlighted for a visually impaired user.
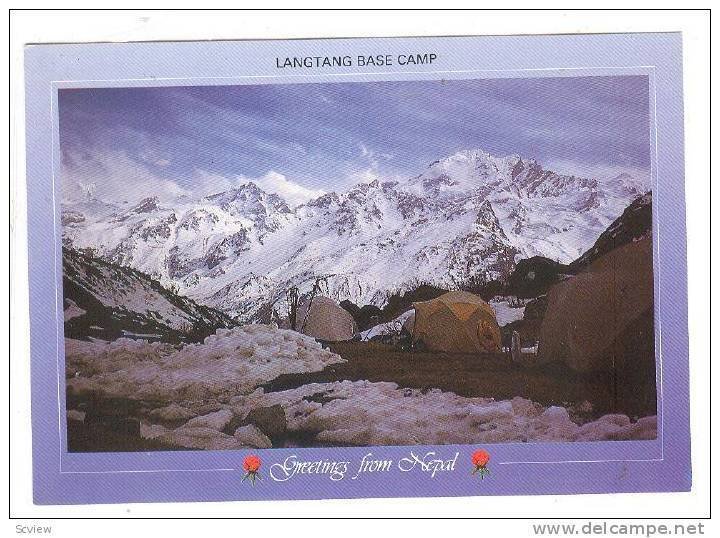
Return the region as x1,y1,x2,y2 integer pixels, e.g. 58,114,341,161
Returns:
63,247,235,343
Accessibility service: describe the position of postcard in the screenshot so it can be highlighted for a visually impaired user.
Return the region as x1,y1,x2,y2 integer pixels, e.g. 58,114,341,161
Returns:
23,32,690,504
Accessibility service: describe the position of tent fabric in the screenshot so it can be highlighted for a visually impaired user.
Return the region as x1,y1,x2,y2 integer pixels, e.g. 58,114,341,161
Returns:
537,237,654,372
411,291,501,353
293,296,357,342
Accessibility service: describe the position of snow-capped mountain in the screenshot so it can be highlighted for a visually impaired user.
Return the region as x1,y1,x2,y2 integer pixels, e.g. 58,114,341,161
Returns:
61,149,647,321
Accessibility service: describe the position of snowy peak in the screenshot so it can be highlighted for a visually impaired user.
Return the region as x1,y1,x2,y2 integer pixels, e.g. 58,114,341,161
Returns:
61,147,649,321
412,149,516,194
204,183,291,216
409,149,594,200
130,196,161,214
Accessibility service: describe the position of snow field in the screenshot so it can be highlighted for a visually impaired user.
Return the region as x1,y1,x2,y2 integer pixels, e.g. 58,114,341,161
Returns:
65,325,345,402
232,380,656,446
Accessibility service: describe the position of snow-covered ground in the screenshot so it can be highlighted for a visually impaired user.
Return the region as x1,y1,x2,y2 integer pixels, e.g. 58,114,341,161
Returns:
232,381,656,445
360,310,414,340
488,297,526,326
66,324,655,449
65,325,345,402
129,380,657,448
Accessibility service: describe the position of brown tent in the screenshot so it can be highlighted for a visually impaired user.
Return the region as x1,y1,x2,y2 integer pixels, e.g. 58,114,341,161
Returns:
286,296,357,342
412,291,501,353
537,237,654,373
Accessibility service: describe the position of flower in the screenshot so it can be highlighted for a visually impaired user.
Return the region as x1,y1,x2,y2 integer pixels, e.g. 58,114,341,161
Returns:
471,449,490,468
242,454,262,485
471,449,490,479
243,455,261,473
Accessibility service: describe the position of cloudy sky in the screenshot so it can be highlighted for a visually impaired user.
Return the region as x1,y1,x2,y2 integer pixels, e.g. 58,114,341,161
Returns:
58,75,650,206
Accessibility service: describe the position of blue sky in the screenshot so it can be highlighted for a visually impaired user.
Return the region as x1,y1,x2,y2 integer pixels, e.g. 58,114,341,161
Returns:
59,75,650,206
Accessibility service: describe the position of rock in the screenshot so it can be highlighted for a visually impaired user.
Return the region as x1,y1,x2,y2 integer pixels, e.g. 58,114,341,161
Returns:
541,406,571,424
185,409,234,431
194,403,223,416
233,425,272,449
573,419,624,441
67,409,86,423
158,426,241,450
523,295,548,321
149,404,197,423
243,405,287,440
597,414,631,427
507,257,570,299
510,397,542,417
609,415,657,441
575,400,594,414
470,401,514,423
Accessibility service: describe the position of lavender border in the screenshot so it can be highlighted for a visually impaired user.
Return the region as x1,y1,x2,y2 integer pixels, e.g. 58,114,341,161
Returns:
24,33,690,505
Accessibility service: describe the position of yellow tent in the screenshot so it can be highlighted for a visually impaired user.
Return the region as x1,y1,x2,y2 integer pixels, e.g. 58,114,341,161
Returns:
412,291,501,353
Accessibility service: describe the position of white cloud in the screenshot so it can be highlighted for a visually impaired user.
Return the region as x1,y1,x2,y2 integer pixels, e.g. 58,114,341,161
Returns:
345,168,381,185
194,169,326,207
60,150,326,208
250,171,326,207
546,159,651,189
60,150,190,205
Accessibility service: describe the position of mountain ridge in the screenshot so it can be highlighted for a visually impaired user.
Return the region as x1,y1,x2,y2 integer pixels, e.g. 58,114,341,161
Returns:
61,148,648,321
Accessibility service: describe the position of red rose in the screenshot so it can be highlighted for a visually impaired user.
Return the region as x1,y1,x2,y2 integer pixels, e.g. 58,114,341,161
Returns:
472,449,490,468
243,455,261,473
471,449,490,479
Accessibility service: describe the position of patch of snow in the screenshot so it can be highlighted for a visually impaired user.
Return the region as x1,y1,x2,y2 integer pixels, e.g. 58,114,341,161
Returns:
185,409,233,431
149,404,197,422
157,426,243,450
139,422,169,440
65,325,345,403
489,297,526,327
232,380,656,445
360,310,414,340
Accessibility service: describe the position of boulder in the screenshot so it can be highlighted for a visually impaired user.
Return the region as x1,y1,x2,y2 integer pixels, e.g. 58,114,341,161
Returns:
243,405,287,440
506,257,570,299
608,415,657,441
233,425,272,449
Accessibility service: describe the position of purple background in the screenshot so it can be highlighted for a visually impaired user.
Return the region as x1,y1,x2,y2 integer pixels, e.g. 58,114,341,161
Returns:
24,33,689,505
